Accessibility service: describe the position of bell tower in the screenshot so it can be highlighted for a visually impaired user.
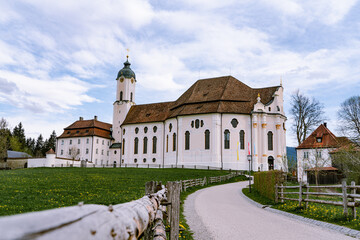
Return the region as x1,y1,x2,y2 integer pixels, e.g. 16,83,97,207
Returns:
112,55,136,143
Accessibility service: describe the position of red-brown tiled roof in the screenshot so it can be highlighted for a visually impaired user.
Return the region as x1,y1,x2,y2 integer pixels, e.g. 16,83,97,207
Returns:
296,124,339,149
306,167,338,171
64,119,112,130
46,149,55,154
123,76,280,125
58,119,112,139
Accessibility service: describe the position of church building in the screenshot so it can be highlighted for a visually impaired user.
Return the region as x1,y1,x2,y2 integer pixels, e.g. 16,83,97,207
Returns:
109,57,287,171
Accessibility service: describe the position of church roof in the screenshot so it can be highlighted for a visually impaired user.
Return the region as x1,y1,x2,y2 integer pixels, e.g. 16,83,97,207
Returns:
122,76,280,125
296,124,340,149
58,118,112,139
117,59,136,80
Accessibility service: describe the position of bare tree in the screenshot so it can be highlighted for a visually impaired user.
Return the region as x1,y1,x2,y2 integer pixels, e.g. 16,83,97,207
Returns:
298,148,332,186
290,90,325,145
68,146,80,160
338,96,360,141
332,142,360,183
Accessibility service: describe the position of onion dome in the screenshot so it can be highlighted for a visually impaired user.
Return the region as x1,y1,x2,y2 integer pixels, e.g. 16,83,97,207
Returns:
117,57,136,80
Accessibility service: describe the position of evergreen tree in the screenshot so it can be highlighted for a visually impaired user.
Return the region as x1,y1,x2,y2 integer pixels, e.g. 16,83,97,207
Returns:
34,134,44,157
42,139,49,156
47,131,57,152
0,118,10,161
12,122,26,149
26,138,36,156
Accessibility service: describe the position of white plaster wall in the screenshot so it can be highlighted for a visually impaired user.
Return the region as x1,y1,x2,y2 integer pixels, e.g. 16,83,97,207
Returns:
112,76,136,143
221,114,252,170
164,118,177,165
177,114,219,167
92,136,111,166
121,122,164,165
297,148,334,183
57,136,110,166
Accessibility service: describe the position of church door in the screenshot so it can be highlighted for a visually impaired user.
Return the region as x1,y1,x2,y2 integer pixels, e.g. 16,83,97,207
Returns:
268,156,274,170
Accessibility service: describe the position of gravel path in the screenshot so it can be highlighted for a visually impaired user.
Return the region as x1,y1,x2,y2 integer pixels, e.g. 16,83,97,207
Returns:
184,181,355,240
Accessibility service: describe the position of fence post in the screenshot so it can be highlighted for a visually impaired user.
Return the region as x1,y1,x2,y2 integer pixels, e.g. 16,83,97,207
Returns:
342,180,348,217
275,184,278,203
299,182,302,208
167,181,180,240
305,183,309,209
280,184,284,203
351,181,356,218
144,181,157,240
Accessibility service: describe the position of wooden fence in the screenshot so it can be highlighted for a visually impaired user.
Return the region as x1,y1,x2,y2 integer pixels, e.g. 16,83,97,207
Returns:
0,171,243,240
275,181,360,218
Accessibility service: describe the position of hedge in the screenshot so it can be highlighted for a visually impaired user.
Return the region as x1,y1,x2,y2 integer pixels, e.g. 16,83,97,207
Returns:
253,170,284,200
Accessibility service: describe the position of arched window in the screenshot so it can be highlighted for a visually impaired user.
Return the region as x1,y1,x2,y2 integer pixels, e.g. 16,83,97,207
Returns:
240,130,245,150
224,130,230,149
122,139,125,155
195,119,200,129
134,137,138,154
120,91,123,101
143,137,148,154
268,131,273,151
185,131,190,150
152,136,157,154
205,130,210,150
166,135,169,152
173,133,176,151
130,92,133,102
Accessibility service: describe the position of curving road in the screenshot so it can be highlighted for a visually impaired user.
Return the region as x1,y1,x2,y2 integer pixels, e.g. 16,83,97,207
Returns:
184,181,354,240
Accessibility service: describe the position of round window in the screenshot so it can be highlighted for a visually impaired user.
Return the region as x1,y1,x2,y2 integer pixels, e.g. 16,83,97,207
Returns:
143,158,147,163
134,159,137,163
152,158,156,163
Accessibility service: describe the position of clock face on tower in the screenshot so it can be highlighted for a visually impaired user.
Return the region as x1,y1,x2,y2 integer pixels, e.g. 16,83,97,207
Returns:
131,79,134,84
120,77,124,82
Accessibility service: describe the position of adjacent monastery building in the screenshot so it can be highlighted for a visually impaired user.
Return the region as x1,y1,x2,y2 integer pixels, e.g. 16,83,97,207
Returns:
56,116,112,166
109,57,287,170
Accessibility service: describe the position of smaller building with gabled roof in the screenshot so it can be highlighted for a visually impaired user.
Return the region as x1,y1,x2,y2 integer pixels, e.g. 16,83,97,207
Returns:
56,116,113,166
296,123,344,183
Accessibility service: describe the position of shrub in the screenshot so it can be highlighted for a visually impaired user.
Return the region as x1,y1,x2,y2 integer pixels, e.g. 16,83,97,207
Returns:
253,170,284,201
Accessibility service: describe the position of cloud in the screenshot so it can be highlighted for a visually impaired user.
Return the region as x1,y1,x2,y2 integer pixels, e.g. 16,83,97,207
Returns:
0,71,98,113
0,77,18,94
262,0,358,25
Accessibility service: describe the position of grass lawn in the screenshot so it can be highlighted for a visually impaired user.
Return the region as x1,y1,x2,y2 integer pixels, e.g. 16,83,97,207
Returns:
0,167,230,216
242,185,360,231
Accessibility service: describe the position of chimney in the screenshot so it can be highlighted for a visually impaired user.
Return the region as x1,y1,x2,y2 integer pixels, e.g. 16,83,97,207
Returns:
324,122,327,128
79,117,83,121
94,115,98,121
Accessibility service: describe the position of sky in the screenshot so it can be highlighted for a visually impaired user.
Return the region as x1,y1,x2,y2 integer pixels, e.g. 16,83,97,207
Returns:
0,0,360,147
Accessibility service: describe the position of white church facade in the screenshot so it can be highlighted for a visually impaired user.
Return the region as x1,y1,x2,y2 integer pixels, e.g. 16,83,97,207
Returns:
109,57,287,171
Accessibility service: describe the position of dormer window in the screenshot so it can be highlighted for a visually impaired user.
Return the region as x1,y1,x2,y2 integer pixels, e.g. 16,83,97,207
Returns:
316,137,322,143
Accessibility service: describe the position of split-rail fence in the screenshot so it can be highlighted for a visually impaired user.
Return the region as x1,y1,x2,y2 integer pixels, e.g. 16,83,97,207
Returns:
0,171,243,240
275,180,360,218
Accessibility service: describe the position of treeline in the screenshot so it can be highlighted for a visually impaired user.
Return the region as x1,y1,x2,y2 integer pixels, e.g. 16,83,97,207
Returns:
0,118,56,158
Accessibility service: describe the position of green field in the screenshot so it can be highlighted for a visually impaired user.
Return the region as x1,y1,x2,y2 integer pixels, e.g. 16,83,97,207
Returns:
0,167,230,216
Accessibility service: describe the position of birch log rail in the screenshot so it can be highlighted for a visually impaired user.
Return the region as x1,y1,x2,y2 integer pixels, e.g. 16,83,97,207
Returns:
275,180,360,219
0,187,167,240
